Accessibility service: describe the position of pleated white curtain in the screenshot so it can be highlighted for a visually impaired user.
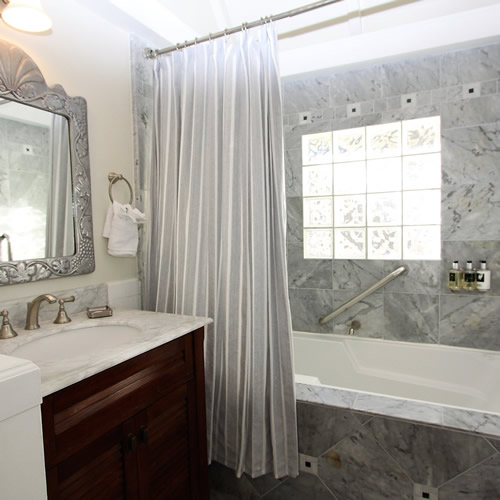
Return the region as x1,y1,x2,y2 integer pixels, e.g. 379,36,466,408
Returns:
46,114,73,257
145,24,298,478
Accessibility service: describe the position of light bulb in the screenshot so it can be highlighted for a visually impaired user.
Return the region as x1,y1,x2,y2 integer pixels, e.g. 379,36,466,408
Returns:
2,0,52,33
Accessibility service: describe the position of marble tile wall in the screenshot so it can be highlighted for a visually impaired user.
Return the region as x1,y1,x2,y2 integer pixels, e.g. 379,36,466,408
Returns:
127,38,500,344
210,401,500,499
284,42,500,351
129,34,156,308
0,118,50,260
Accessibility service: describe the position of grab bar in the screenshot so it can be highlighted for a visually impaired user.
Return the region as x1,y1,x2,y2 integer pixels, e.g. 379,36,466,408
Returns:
319,265,408,325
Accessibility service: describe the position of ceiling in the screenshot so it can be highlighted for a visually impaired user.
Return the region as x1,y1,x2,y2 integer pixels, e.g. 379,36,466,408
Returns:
77,0,500,76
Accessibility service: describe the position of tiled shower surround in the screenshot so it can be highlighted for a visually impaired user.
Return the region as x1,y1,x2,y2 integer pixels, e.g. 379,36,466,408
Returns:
0,118,50,259
284,43,500,351
129,33,155,307
128,39,500,499
210,401,500,499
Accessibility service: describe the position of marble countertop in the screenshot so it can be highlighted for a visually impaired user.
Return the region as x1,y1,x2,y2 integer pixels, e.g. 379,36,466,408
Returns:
0,309,212,397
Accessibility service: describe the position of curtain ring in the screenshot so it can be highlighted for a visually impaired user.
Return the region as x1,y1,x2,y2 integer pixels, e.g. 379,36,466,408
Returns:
184,40,188,49
176,43,180,51
208,32,212,41
194,37,198,45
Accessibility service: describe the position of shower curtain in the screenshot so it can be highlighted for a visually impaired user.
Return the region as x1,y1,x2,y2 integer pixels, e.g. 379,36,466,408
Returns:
46,114,73,257
145,24,298,478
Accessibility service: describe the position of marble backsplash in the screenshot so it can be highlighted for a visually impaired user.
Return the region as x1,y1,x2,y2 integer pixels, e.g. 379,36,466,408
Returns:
283,42,500,351
0,279,141,330
0,283,108,328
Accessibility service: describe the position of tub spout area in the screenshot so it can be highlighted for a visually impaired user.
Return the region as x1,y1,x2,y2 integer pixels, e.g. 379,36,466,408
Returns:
348,320,361,335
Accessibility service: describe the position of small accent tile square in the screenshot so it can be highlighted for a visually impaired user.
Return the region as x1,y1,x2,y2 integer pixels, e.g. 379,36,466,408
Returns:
401,93,417,108
347,102,362,117
462,82,481,99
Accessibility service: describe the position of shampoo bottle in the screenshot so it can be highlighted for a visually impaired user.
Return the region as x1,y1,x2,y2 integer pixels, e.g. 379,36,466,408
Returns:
463,260,477,292
476,260,491,292
448,261,464,292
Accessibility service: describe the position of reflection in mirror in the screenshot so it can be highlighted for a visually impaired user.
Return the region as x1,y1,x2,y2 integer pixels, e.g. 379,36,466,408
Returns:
0,99,75,261
0,38,94,285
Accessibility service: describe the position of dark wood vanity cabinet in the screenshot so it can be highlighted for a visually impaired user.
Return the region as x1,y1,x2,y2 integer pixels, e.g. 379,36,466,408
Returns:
40,328,209,499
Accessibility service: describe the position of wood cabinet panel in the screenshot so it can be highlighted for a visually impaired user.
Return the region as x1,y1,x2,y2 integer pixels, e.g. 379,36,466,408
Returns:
137,383,192,499
43,335,191,465
42,328,209,500
56,427,126,500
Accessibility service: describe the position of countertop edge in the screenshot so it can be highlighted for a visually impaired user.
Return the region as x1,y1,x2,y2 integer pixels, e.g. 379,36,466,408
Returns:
0,309,213,397
296,381,500,439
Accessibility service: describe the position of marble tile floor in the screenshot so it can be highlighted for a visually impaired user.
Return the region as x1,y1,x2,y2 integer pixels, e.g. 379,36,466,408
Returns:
210,461,335,500
209,402,500,499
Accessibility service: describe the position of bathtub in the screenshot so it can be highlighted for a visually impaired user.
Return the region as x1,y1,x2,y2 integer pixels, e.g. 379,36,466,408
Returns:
294,331,500,436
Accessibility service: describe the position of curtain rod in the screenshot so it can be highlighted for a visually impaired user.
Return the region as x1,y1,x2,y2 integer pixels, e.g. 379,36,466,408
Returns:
145,0,344,59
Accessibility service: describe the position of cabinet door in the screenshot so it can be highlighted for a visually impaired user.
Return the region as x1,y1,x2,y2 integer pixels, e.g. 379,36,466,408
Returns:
136,382,197,499
42,335,192,467
47,417,145,500
48,425,129,500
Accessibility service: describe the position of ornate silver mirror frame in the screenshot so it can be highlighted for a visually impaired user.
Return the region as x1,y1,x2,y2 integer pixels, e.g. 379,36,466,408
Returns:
0,39,94,285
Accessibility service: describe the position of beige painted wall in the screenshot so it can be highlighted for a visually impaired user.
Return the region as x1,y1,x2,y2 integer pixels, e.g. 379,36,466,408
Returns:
0,0,138,302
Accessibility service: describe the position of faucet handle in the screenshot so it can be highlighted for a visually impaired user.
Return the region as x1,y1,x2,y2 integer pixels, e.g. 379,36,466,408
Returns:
53,296,75,324
0,310,17,339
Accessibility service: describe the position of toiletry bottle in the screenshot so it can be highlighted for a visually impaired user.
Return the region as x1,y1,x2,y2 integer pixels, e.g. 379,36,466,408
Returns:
463,260,477,291
448,261,464,291
476,260,491,292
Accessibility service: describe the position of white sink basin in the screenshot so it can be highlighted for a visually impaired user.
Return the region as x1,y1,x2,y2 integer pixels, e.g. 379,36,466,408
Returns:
11,325,140,364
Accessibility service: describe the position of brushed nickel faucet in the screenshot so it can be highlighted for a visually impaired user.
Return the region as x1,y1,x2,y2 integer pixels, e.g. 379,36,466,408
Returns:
25,294,57,330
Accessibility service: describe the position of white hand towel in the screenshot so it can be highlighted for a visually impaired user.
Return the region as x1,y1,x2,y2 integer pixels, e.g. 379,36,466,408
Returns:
103,203,114,238
103,201,146,257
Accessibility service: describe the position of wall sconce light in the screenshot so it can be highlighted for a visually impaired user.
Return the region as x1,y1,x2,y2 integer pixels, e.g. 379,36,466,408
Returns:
1,0,52,33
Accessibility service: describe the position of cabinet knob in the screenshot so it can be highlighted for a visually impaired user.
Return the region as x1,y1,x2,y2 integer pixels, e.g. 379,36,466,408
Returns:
128,433,137,452
139,426,149,444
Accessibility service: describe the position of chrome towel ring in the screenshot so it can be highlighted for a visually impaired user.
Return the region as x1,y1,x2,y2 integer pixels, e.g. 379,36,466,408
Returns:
108,172,134,205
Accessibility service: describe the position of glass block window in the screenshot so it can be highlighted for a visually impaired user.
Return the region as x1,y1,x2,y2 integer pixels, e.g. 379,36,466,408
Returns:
301,117,441,260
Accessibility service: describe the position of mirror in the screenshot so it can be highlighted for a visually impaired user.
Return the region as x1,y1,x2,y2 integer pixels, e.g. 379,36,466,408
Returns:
0,100,75,260
0,39,94,285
